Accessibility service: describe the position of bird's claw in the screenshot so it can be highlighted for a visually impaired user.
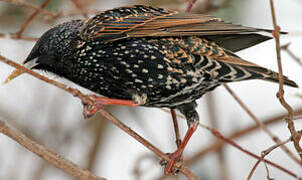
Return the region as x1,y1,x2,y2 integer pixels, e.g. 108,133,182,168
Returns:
160,153,183,175
82,95,104,119
82,102,102,119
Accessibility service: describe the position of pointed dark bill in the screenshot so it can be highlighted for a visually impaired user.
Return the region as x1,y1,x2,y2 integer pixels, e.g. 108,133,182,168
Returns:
3,58,38,84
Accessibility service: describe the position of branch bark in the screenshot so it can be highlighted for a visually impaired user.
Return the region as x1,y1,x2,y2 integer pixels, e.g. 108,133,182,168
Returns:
0,120,105,180
269,0,302,160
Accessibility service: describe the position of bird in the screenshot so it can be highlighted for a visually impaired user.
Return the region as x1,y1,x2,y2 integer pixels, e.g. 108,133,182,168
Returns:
4,5,298,175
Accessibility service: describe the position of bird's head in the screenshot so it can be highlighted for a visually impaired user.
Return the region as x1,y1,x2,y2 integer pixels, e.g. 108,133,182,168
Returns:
4,20,83,83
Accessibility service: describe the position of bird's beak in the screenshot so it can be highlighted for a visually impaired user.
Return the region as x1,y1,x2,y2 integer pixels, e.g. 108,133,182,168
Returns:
3,57,39,84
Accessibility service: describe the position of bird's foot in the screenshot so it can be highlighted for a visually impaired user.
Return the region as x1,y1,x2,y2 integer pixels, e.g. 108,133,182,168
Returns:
160,152,183,175
161,121,199,175
82,94,139,118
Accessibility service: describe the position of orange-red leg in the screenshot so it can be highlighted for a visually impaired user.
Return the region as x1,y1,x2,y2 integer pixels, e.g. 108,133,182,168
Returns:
82,95,139,118
164,121,199,175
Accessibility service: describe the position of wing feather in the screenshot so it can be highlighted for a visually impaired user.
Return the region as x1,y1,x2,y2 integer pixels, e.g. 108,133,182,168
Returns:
80,5,262,41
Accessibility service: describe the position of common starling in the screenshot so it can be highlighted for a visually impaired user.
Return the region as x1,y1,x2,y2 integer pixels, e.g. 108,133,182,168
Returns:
5,5,298,174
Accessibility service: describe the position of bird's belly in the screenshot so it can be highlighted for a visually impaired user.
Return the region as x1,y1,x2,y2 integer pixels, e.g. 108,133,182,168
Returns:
70,70,218,108
145,80,220,108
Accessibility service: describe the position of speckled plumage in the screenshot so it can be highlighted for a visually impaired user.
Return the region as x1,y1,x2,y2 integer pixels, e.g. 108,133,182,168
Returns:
10,5,298,173
22,5,297,123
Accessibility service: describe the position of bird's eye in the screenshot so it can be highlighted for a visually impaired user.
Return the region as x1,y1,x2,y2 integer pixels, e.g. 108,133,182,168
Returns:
39,45,48,54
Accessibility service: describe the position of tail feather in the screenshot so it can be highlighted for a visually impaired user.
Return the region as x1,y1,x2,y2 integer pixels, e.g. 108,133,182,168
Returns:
265,75,298,88
243,65,298,88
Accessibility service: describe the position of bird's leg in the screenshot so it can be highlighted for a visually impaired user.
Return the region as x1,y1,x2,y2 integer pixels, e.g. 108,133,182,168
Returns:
164,121,198,175
163,102,199,175
82,94,139,118
171,109,182,148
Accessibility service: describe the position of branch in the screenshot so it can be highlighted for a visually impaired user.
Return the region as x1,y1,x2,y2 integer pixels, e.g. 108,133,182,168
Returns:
269,0,302,160
0,33,38,41
247,136,294,180
15,0,52,37
224,84,301,165
281,43,302,67
186,0,198,12
69,0,88,18
185,109,302,165
198,123,301,179
205,93,229,180
1,0,57,18
86,116,108,171
0,120,105,180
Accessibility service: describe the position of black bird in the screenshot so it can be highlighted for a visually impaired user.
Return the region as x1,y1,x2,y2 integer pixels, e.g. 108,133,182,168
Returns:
5,5,298,174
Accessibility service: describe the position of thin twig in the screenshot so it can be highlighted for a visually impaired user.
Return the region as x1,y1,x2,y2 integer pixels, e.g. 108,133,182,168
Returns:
0,33,38,41
198,122,301,179
52,9,98,19
0,54,92,104
281,43,302,67
269,0,302,160
185,109,302,166
205,93,229,180
171,109,182,148
16,0,52,37
133,154,157,180
86,116,108,171
1,0,57,18
186,0,198,12
96,109,198,180
158,109,302,180
224,84,301,166
0,55,198,180
70,0,88,18
247,136,293,180
0,120,105,180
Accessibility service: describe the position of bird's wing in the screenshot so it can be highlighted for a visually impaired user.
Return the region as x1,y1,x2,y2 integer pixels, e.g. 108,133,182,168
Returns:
80,5,264,42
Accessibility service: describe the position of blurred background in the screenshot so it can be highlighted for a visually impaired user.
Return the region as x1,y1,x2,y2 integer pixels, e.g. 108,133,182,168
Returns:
0,0,301,179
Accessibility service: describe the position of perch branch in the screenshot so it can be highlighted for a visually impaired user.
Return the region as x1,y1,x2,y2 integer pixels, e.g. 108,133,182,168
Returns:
0,120,105,180
269,0,302,160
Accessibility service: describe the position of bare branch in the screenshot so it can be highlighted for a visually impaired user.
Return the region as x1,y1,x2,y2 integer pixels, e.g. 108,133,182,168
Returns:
248,136,295,180
0,33,38,41
185,109,302,166
1,0,57,18
0,120,105,180
186,0,198,12
269,0,302,160
281,43,302,67
69,0,88,18
224,84,301,165
198,122,301,179
15,0,52,37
